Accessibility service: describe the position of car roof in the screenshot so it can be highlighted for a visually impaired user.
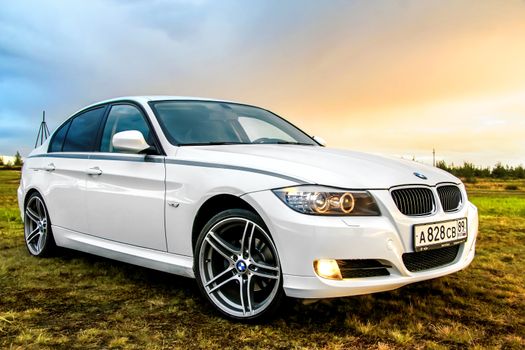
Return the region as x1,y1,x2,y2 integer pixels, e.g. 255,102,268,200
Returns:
83,95,237,110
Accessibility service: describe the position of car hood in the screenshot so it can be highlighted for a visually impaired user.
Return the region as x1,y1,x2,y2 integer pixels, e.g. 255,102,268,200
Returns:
174,145,460,189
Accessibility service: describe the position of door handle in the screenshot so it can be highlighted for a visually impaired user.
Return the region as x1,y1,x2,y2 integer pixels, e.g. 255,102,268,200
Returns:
86,167,103,176
43,163,55,172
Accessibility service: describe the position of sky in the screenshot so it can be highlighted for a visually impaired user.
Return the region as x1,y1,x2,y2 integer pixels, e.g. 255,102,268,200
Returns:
1,0,524,167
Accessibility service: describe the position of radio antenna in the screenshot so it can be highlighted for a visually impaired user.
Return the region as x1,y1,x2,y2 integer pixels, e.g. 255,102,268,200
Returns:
35,110,50,148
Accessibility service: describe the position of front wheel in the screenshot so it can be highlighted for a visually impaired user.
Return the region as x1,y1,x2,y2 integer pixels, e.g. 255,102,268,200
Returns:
194,209,283,321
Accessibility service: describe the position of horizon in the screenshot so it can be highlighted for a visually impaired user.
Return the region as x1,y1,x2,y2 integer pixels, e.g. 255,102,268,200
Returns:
1,148,523,170
1,0,524,167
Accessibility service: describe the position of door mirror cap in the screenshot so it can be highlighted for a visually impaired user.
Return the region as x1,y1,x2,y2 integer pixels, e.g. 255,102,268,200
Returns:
112,130,150,153
312,135,327,147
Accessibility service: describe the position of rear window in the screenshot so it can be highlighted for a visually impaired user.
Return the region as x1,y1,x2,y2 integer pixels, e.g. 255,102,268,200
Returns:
62,107,106,152
48,119,71,152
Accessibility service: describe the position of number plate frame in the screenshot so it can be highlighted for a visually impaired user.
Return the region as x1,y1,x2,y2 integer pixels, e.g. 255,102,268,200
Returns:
413,218,468,252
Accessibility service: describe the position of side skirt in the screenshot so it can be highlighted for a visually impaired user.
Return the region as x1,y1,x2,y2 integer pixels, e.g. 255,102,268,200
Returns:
52,225,195,278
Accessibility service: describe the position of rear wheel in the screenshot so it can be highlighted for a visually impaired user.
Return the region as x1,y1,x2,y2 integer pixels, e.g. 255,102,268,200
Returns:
194,209,283,321
24,192,55,257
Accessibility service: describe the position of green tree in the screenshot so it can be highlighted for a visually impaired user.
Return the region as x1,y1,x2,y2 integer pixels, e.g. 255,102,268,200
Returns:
478,166,491,177
435,161,523,179
456,162,475,179
436,160,449,172
492,162,507,178
13,151,23,166
513,165,525,179
0,156,3,166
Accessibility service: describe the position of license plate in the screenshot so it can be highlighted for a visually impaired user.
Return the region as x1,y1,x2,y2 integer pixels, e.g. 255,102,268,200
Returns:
414,218,467,252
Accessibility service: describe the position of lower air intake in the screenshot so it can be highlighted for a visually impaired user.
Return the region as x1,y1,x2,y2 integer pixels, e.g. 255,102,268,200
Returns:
402,245,460,272
336,259,390,278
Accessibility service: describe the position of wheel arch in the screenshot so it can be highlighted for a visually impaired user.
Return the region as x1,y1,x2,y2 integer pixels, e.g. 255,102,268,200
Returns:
24,187,44,207
23,187,53,225
191,194,260,252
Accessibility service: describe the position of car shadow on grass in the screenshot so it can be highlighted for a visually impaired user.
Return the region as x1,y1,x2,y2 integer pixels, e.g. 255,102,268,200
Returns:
52,246,462,327
10,246,503,348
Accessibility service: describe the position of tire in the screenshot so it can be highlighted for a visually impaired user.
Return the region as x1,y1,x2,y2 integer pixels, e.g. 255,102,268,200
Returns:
24,192,56,257
194,209,284,321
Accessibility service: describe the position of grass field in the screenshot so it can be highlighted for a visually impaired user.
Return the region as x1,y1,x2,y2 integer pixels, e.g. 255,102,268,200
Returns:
1,170,524,349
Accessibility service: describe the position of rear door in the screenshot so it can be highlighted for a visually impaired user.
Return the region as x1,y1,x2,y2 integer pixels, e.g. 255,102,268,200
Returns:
85,103,167,251
45,106,107,234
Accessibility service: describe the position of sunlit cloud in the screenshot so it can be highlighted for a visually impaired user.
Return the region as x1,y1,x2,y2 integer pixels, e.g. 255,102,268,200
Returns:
0,0,524,166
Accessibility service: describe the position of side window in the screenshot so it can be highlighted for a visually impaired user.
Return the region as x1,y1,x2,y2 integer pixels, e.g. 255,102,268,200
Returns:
100,105,152,153
62,107,106,152
48,120,71,152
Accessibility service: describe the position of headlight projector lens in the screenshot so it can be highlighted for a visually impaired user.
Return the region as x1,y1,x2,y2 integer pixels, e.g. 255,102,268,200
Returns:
273,186,380,216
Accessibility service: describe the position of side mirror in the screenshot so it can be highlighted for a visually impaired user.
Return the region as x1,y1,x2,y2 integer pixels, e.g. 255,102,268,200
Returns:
312,135,327,147
112,130,150,153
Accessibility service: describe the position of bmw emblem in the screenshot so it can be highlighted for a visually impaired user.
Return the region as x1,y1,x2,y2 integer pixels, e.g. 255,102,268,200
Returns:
235,260,247,273
413,172,428,180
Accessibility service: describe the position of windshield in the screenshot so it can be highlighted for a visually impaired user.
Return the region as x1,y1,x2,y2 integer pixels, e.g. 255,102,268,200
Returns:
149,101,317,146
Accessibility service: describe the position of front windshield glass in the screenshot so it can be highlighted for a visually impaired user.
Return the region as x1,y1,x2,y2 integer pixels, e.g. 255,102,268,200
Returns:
150,101,317,146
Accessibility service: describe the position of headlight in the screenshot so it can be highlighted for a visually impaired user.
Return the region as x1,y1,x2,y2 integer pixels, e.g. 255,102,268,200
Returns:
272,185,380,216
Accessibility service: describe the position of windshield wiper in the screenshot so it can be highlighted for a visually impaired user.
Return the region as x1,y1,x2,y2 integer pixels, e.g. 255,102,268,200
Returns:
181,141,315,146
180,141,248,146
266,141,315,146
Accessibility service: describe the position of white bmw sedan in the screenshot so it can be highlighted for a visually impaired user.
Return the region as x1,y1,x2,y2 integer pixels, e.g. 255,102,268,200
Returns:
18,96,478,320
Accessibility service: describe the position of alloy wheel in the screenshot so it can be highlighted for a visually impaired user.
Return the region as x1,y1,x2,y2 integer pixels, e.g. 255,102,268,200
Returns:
198,217,281,318
25,195,49,255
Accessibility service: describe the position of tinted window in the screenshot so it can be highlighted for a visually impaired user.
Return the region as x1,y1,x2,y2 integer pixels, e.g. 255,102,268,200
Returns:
100,105,152,153
62,107,105,152
150,101,316,146
48,120,71,152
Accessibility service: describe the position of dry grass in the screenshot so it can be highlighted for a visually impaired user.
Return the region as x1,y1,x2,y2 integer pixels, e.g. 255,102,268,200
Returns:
1,171,524,349
463,178,525,196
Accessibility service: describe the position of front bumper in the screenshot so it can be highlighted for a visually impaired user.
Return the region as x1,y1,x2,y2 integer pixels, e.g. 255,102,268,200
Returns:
241,188,478,299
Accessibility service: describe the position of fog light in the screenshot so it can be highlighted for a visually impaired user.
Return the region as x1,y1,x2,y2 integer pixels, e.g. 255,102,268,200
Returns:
314,259,342,280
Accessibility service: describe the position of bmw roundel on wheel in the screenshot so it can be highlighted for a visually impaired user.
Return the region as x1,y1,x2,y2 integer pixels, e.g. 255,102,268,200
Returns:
18,96,479,320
